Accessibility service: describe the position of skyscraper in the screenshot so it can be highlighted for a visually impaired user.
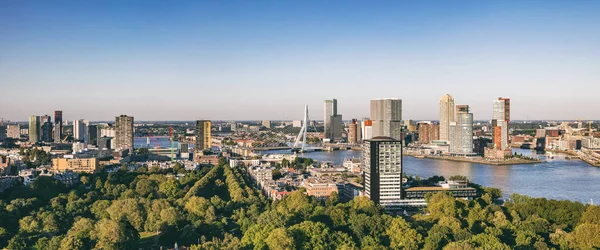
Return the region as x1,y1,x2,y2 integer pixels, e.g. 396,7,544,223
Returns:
363,136,403,206
29,116,40,143
73,120,86,142
370,98,402,140
54,111,63,143
195,120,212,152
115,115,134,152
439,94,455,142
450,105,474,155
324,99,343,142
361,119,373,141
88,125,98,146
348,119,358,144
493,98,511,150
41,119,53,142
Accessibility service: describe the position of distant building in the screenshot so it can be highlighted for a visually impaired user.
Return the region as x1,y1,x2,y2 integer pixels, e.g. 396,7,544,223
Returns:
439,94,455,142
87,125,98,146
41,120,53,142
73,119,87,142
292,120,302,128
54,111,63,143
195,120,211,152
536,129,546,138
450,105,474,155
29,116,40,143
370,99,402,140
363,136,403,207
405,120,417,133
97,136,112,150
493,98,511,150
418,123,440,144
324,99,343,142
115,115,134,151
262,120,271,129
179,143,190,160
348,119,359,144
361,119,373,141
52,158,98,173
7,124,20,139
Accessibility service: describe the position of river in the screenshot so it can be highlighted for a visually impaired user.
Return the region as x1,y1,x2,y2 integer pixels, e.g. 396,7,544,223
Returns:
262,148,600,204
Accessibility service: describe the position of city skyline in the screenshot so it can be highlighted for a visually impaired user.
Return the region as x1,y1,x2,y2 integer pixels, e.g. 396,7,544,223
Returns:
1,1,600,121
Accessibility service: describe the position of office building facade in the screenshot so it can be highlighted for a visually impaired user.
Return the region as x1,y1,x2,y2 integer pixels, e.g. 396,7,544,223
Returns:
29,116,40,143
324,99,343,142
439,94,455,142
363,137,403,206
115,115,134,151
54,111,63,143
195,120,212,152
370,99,402,140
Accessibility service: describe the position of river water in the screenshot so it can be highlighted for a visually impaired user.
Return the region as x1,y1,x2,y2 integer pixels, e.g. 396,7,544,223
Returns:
262,148,600,204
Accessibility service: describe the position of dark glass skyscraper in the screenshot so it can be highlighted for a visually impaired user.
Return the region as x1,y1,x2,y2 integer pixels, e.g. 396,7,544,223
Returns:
54,111,63,143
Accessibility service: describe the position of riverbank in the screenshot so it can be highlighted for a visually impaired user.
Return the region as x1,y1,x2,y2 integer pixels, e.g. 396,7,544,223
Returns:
405,153,542,165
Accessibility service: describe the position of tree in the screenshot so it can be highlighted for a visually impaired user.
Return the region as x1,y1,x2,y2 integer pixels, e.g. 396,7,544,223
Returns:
387,217,423,250
580,205,600,225
426,192,457,219
568,223,600,249
159,178,179,199
92,219,138,250
272,169,283,180
266,228,295,250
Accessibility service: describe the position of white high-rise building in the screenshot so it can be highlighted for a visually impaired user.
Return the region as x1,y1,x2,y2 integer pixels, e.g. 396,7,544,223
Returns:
73,120,87,142
361,119,373,141
370,99,402,140
450,105,474,155
439,94,455,142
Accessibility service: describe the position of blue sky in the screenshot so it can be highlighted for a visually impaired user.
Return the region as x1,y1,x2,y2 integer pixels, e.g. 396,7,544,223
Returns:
1,1,599,121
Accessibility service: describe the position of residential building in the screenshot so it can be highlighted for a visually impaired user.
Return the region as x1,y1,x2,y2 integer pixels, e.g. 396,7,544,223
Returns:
29,115,40,143
450,105,474,155
7,124,20,139
439,94,455,142
303,178,339,200
363,136,403,207
348,119,359,144
370,99,402,140
54,111,63,143
324,99,343,142
195,120,212,152
52,158,98,173
115,115,134,151
73,119,87,142
418,123,440,144
493,97,511,150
